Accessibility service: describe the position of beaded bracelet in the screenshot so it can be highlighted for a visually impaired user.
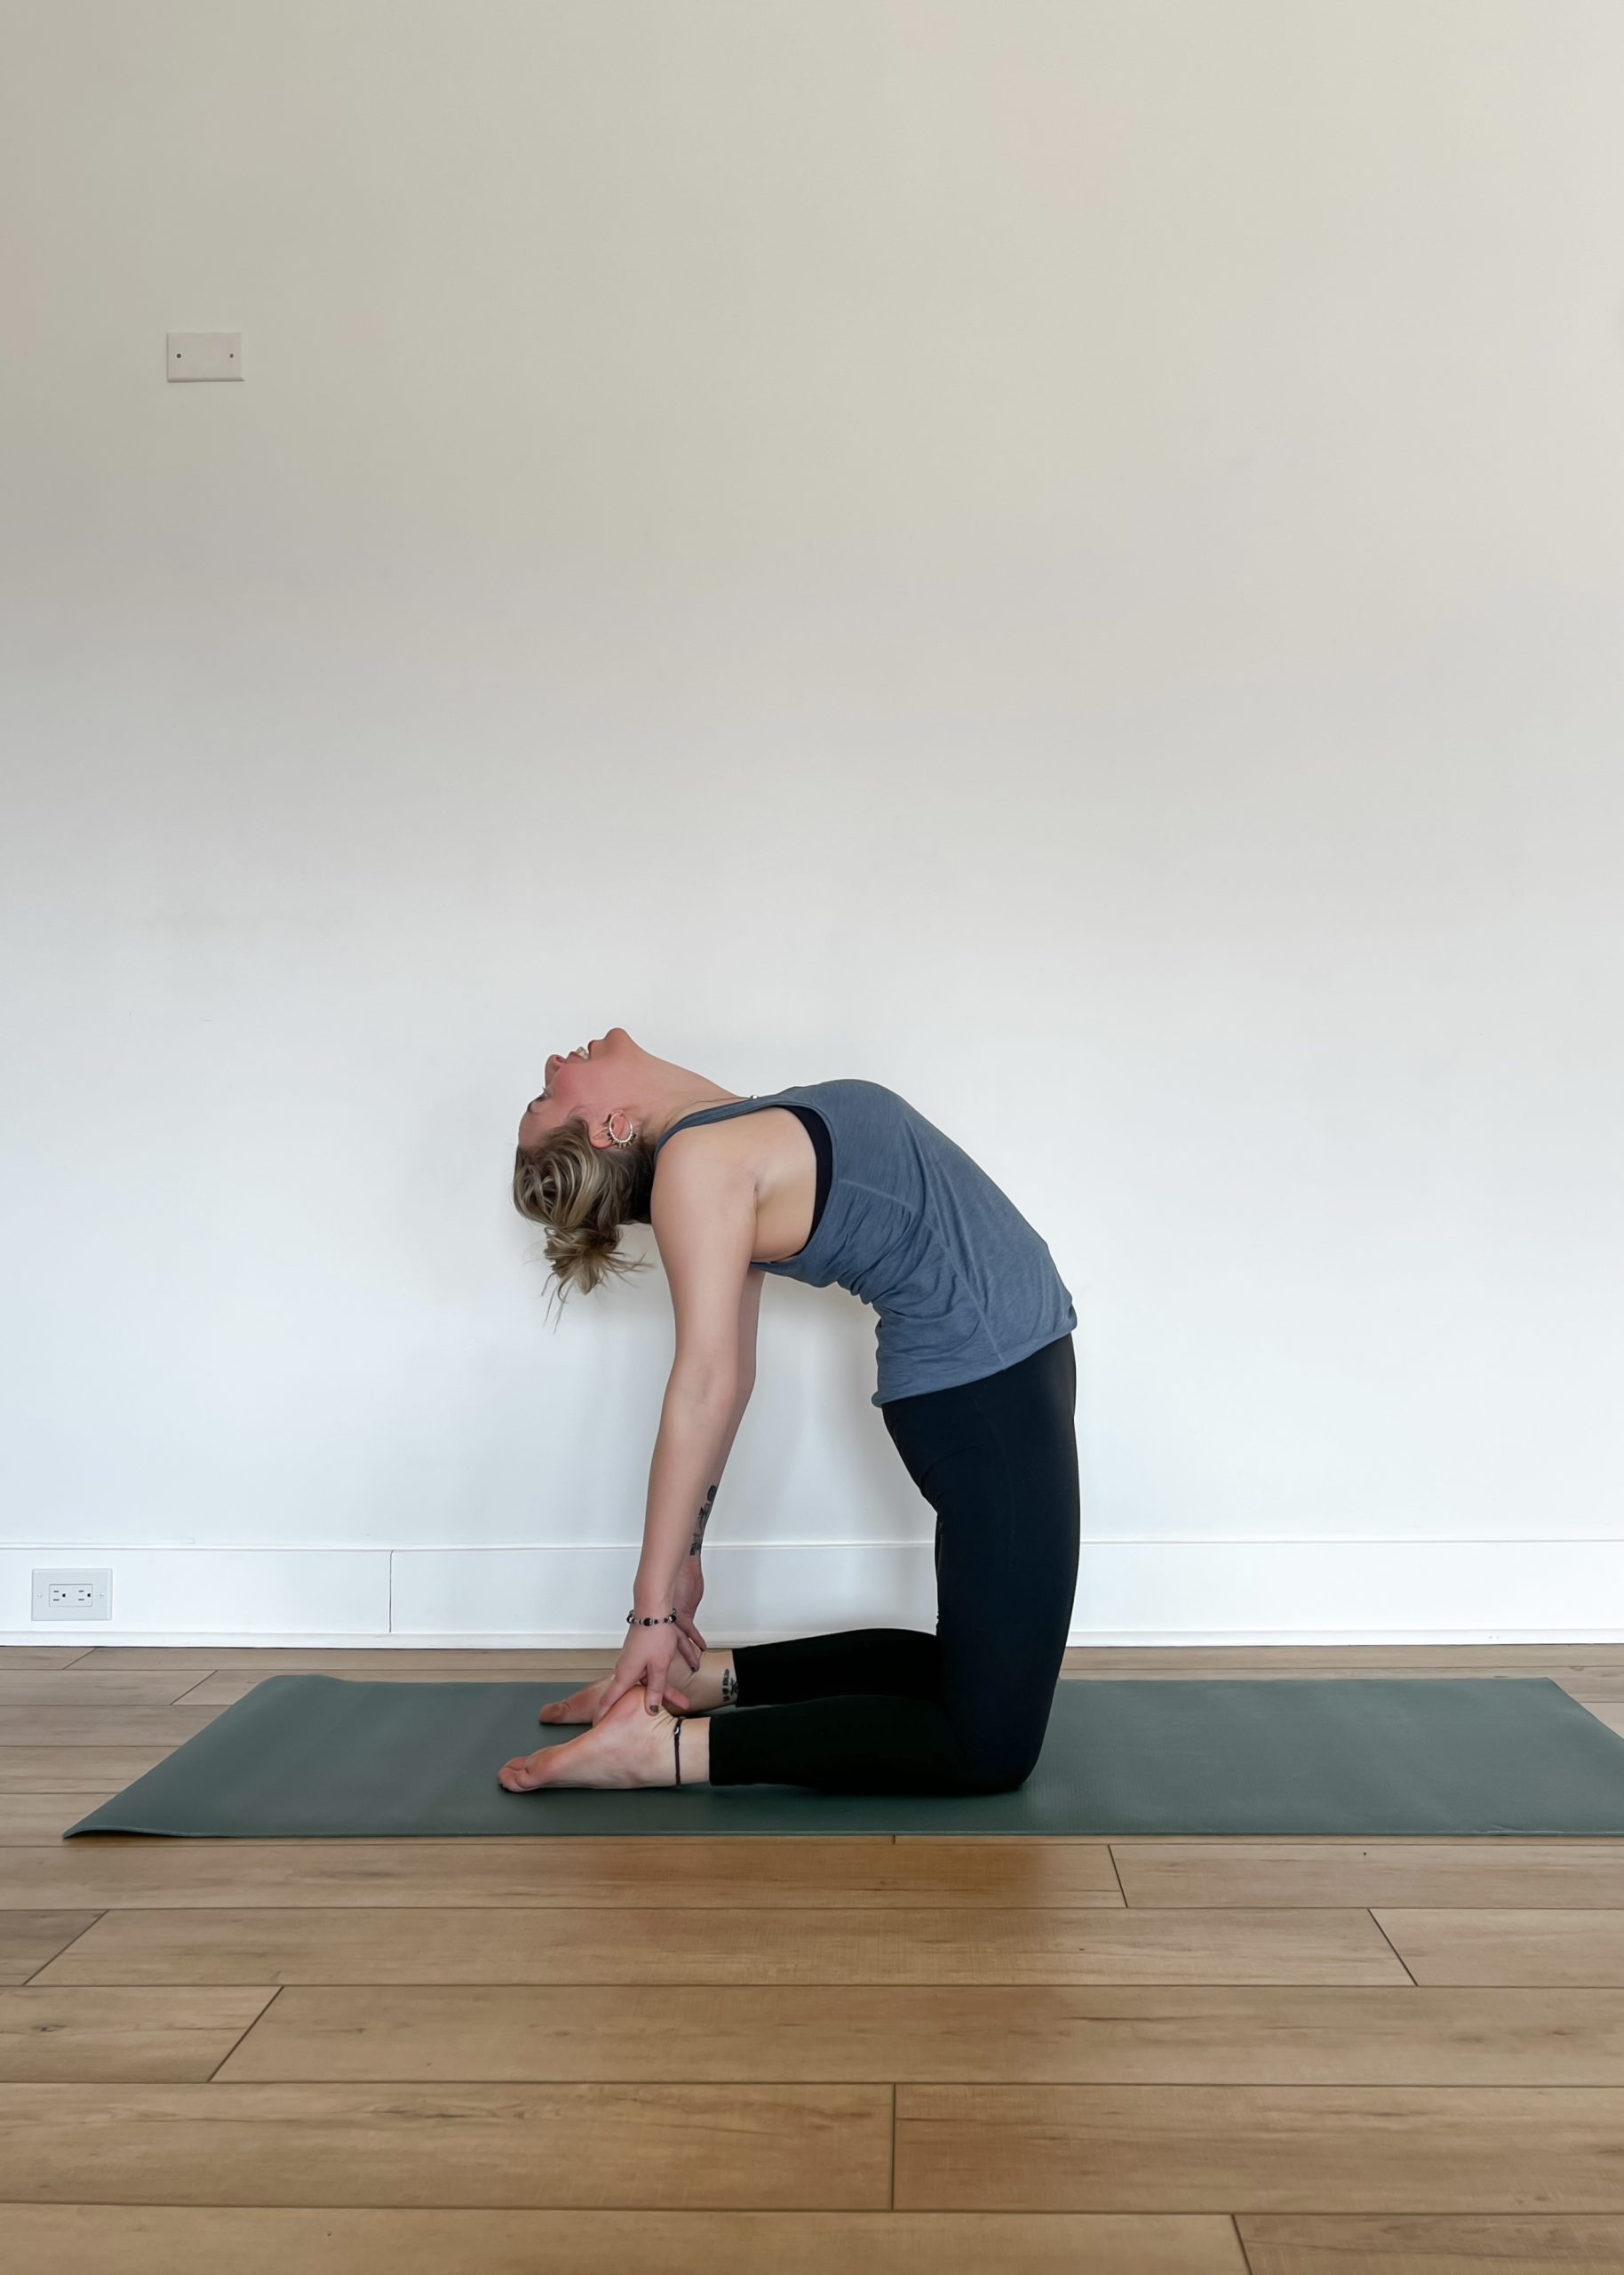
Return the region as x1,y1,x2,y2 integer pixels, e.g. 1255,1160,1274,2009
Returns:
626,1609,677,1626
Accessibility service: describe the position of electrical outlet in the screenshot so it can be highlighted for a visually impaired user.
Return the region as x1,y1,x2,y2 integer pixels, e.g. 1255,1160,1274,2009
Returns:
31,1569,113,1621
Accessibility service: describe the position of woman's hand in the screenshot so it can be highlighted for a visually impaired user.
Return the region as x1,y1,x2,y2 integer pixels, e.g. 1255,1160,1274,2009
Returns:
595,1623,690,1722
671,1556,707,1668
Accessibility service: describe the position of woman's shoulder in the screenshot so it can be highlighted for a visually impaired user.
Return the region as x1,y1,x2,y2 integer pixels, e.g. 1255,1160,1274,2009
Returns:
784,1076,899,1109
655,1078,902,1153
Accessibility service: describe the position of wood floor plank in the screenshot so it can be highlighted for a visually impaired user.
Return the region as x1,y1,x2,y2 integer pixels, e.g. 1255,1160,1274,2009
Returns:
0,1673,210,1707
1376,1910,1624,1985
0,1748,170,1793
0,1913,100,1984
1555,1679,1624,1706
1064,1666,1624,1682
71,1642,1624,1676
0,1987,275,2079
0,2205,1246,2275
895,2082,1624,2211
10,1638,1623,2249
1238,2212,1624,2271
0,2081,891,2208
1112,1840,1624,1910
179,1664,621,1703
0,1706,220,1746
179,1660,1624,1702
1,1835,1120,1911
32,1904,1405,1986
76,1649,620,1678
216,1980,1624,2086
0,1795,117,1844
1056,1647,1624,1674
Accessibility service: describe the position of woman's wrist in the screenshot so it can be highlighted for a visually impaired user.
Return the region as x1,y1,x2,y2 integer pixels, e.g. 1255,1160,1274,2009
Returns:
633,1572,675,1619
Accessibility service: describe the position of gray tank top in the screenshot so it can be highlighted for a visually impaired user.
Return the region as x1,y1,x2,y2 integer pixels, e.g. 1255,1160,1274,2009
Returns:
651,1078,1077,1406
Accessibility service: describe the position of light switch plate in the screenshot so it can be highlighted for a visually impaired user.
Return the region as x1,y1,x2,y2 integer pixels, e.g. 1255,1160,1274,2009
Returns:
167,331,243,380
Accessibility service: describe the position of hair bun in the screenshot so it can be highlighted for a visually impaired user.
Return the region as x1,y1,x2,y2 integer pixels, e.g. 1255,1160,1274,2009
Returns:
513,1120,654,1306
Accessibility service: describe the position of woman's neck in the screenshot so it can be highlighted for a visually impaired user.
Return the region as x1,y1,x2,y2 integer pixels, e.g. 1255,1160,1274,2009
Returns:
644,1079,752,1147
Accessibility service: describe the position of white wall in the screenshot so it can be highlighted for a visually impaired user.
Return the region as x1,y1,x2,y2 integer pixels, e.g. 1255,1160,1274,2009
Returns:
4,0,1621,1646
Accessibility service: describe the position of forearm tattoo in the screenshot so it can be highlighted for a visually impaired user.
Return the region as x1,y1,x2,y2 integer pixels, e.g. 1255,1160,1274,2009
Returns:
689,1481,718,1558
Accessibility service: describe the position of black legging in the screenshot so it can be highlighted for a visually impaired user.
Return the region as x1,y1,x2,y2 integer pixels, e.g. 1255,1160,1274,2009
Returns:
706,1329,1079,1794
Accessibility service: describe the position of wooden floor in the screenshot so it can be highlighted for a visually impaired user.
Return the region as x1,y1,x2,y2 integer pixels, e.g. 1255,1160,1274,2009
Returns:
4,1644,1624,2273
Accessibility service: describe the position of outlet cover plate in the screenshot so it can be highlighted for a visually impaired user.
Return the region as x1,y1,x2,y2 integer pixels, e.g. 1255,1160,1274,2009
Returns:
32,1569,113,1620
167,330,243,380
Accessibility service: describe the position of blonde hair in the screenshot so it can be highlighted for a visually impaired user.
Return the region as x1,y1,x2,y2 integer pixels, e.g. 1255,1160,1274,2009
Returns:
513,1119,655,1312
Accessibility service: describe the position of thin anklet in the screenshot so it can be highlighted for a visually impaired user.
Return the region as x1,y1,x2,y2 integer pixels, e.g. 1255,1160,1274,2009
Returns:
673,1714,682,1787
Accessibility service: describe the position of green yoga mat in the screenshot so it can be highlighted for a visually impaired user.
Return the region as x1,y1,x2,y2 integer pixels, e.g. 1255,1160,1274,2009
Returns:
61,1673,1624,1839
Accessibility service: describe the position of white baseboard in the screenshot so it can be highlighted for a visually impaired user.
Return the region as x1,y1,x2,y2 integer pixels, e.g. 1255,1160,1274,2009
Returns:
4,1538,1623,1648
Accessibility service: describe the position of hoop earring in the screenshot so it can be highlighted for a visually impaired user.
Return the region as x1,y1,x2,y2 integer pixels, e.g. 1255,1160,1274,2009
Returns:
606,1114,637,1150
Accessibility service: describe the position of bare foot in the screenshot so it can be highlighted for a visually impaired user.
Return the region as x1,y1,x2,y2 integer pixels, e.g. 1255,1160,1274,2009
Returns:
537,1676,607,1725
502,1684,691,1791
539,1649,732,1724
537,1672,691,1725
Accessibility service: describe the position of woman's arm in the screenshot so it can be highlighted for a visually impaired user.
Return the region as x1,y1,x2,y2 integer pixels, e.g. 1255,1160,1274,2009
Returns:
633,1374,739,1622
599,1142,760,1717
670,1268,763,1656
692,1267,763,1553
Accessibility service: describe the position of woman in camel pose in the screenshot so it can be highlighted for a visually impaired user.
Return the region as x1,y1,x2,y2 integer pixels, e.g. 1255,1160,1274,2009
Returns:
498,1026,1079,1798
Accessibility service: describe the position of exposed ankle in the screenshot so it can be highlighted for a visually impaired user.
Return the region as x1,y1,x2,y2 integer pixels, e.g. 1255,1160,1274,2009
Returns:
668,1712,710,1786
684,1648,736,1713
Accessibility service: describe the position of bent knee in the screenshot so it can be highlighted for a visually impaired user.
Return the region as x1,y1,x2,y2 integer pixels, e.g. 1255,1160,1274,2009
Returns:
950,1733,1043,1795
